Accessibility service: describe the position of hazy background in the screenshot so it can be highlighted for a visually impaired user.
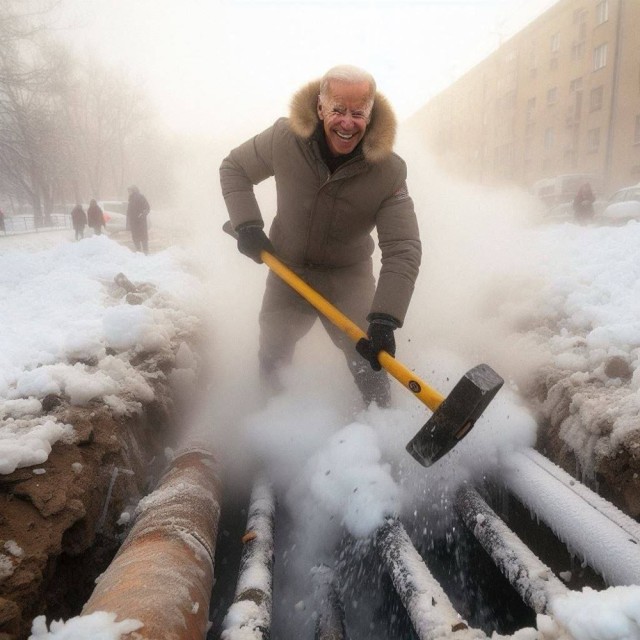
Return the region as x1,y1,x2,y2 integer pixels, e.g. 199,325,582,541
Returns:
57,0,556,138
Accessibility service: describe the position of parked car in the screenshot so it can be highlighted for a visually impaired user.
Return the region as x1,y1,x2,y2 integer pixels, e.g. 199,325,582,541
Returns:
98,201,128,234
598,184,640,224
531,173,603,208
543,198,606,224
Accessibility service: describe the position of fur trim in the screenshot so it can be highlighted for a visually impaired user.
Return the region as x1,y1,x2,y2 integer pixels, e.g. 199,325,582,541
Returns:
289,79,397,164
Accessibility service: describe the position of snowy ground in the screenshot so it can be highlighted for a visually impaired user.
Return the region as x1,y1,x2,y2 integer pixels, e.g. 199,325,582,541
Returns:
2,193,640,638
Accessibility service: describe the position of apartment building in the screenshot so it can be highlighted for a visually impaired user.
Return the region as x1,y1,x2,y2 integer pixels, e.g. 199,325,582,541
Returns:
409,0,640,197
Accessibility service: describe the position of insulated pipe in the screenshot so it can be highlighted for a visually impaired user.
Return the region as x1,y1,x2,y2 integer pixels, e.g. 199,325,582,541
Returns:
221,478,275,639
375,518,487,640
312,564,348,640
82,447,222,640
501,448,640,586
454,484,569,613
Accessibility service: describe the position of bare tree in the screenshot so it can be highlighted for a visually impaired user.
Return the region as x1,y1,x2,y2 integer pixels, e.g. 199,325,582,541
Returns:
0,1,154,221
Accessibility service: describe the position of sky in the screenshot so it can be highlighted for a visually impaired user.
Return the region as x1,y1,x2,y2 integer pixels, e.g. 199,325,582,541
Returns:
2,194,640,637
54,0,559,137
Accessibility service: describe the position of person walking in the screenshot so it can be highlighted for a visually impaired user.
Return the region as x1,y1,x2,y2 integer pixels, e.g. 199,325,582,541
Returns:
70,204,87,241
220,65,421,407
126,185,150,254
87,199,106,236
573,182,596,224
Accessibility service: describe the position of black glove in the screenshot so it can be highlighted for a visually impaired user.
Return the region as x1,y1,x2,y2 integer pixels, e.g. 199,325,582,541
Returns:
236,224,275,263
356,314,399,372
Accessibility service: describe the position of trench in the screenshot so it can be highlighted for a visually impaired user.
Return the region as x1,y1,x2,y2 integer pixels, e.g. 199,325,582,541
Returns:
205,471,609,640
21,423,633,640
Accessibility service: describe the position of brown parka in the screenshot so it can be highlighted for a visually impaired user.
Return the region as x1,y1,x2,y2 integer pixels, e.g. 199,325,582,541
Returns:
220,79,421,325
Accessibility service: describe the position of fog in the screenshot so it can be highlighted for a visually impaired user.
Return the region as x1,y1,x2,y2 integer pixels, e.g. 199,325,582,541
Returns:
156,113,543,635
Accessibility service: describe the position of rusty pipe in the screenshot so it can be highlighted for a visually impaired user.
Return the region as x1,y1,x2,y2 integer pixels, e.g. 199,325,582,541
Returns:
82,446,222,640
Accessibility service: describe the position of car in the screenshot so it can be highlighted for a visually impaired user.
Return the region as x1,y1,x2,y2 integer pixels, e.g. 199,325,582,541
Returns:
531,173,603,208
598,184,640,224
98,201,128,234
542,198,607,224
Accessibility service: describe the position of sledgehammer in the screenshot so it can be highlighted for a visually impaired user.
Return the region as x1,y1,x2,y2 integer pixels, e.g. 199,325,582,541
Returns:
223,221,503,466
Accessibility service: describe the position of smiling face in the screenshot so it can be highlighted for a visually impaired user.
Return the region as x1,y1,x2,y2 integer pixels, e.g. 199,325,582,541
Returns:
317,80,372,156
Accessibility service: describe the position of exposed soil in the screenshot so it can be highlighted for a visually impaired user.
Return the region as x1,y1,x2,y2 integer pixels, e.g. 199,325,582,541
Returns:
0,265,203,640
525,364,640,519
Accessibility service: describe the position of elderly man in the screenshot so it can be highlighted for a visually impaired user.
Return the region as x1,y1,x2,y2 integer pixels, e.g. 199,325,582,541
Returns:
220,65,421,407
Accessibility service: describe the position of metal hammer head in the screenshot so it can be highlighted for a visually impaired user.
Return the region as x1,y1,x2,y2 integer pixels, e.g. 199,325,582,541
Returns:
405,363,504,467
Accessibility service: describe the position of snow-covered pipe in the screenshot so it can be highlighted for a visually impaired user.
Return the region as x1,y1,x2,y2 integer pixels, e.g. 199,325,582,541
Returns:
221,478,276,639
375,518,487,640
82,447,222,640
501,448,640,586
311,564,348,640
454,484,569,613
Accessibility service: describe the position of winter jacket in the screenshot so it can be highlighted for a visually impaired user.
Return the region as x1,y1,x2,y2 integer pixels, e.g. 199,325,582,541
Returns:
127,192,150,228
87,203,105,229
220,80,421,325
71,205,86,229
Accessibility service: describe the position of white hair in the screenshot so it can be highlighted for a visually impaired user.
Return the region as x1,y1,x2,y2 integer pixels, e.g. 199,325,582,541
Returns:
319,65,376,106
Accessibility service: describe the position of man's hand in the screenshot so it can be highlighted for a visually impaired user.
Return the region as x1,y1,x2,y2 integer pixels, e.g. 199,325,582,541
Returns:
236,224,275,263
356,314,399,371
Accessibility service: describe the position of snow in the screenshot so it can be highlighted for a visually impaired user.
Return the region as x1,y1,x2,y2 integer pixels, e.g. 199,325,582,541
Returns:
0,234,202,475
29,611,142,640
3,199,640,638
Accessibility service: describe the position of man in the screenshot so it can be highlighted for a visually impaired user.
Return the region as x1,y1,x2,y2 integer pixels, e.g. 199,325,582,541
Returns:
220,65,421,407
70,203,87,241
573,182,595,225
126,185,150,254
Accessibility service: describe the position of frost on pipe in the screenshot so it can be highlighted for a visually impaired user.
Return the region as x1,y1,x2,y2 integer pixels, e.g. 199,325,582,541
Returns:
82,446,222,640
454,484,569,613
501,448,640,586
311,564,348,640
375,518,487,640
221,478,276,639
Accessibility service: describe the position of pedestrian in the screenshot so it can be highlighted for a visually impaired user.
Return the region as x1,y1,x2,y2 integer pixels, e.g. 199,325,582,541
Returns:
70,203,87,240
573,182,595,224
126,185,150,254
220,64,421,407
87,199,106,236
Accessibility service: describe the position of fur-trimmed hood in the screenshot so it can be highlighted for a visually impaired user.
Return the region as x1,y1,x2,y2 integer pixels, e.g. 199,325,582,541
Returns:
288,79,397,164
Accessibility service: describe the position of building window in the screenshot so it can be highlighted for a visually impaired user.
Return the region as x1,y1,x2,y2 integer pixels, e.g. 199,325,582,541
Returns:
550,33,560,53
547,87,558,105
594,43,608,70
527,97,536,119
634,115,640,145
545,127,555,150
590,86,604,111
550,57,559,70
588,128,601,152
596,0,609,25
570,77,583,93
571,41,585,60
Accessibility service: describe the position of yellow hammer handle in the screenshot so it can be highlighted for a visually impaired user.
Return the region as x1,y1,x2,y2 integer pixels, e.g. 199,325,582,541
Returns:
261,251,445,412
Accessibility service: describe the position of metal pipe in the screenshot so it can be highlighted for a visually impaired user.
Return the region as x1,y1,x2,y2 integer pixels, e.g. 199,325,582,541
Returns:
375,518,487,640
82,446,222,640
501,448,640,586
312,564,348,640
221,478,275,639
454,484,569,613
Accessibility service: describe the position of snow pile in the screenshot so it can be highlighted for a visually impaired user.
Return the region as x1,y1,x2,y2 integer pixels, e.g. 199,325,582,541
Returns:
0,235,203,475
512,222,640,383
29,611,142,639
538,585,640,640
